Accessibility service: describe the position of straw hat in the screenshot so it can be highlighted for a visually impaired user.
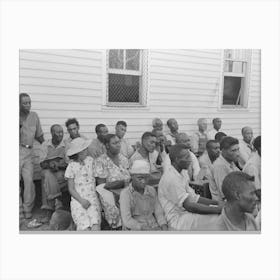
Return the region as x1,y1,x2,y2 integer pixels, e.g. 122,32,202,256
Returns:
66,137,92,157
130,160,150,174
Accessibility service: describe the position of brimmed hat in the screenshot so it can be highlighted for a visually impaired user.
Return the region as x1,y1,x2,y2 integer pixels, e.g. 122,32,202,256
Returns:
66,137,92,157
130,160,150,174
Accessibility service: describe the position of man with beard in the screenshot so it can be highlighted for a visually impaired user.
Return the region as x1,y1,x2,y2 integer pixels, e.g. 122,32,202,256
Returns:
88,124,108,159
19,93,44,219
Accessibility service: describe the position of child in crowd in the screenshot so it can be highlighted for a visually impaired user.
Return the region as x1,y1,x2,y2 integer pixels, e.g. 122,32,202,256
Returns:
65,137,101,231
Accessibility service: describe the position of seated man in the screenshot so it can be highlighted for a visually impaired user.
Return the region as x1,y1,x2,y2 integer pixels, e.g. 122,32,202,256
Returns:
212,137,240,201
88,123,108,159
115,120,134,159
238,126,254,168
212,171,259,231
166,118,179,145
130,132,162,185
198,140,220,180
243,136,261,190
120,160,168,231
191,118,208,157
158,144,223,231
39,124,68,222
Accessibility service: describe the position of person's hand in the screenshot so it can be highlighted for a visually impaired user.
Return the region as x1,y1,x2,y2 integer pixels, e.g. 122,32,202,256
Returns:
80,199,91,209
218,200,226,208
161,224,168,231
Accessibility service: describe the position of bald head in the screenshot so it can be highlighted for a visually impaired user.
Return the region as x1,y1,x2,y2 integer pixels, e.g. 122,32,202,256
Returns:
152,118,163,131
175,132,191,149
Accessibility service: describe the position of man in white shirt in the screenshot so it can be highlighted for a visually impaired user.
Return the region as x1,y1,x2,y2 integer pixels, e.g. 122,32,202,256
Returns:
166,118,179,145
115,120,134,159
207,118,222,140
158,144,223,231
191,118,208,157
238,126,254,168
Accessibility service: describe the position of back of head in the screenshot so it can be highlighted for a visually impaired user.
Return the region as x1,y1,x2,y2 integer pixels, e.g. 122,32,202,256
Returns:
49,210,72,230
220,136,239,150
152,118,163,128
222,171,254,202
253,136,261,150
169,143,188,163
95,123,106,134
215,132,227,142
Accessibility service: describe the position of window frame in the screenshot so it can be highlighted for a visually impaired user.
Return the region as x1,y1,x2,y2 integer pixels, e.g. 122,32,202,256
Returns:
104,49,148,108
218,49,252,110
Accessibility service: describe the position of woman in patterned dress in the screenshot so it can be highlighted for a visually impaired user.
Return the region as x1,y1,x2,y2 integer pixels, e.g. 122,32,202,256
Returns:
65,137,101,231
94,134,130,229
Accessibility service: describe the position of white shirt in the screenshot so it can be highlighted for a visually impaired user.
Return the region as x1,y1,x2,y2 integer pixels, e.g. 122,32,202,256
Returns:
238,139,254,168
243,152,261,190
207,128,220,140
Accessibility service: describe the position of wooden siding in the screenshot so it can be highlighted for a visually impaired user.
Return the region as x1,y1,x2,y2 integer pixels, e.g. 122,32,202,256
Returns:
20,49,261,145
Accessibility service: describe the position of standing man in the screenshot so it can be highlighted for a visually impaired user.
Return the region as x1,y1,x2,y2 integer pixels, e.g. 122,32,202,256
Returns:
238,126,254,168
166,118,179,145
191,118,208,157
88,123,108,159
207,118,222,140
212,136,240,201
39,124,67,222
19,93,44,219
115,120,134,159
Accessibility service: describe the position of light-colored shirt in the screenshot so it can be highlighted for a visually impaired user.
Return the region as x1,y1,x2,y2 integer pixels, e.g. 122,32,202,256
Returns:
207,128,220,140
243,152,261,190
197,152,215,181
165,132,176,145
88,138,106,159
212,155,239,201
212,208,259,231
119,138,134,159
20,111,43,146
158,165,200,229
191,131,208,156
120,184,167,230
238,139,254,168
39,139,66,163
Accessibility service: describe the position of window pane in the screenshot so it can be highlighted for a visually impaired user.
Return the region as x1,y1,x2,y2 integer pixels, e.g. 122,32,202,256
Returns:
126,49,140,70
109,50,124,69
222,76,242,105
108,73,140,103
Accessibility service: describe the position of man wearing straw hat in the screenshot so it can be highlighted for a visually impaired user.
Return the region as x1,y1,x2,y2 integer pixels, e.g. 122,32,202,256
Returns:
120,160,168,231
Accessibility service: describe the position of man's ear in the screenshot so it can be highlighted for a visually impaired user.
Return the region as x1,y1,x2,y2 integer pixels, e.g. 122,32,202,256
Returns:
234,191,241,201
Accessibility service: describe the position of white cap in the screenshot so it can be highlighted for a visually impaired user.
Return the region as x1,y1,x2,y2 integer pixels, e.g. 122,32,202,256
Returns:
66,137,92,157
130,160,150,174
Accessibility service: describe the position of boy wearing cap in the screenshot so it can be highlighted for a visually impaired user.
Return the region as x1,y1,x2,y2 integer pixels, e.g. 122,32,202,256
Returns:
120,160,168,231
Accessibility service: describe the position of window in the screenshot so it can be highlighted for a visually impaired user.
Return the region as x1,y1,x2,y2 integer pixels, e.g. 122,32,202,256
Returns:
106,49,147,106
221,49,251,107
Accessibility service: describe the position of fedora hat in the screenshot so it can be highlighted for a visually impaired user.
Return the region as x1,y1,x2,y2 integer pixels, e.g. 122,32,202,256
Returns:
130,160,150,174
66,137,92,157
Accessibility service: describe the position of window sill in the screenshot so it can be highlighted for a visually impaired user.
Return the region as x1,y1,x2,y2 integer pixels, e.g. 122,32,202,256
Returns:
218,105,250,112
101,104,150,112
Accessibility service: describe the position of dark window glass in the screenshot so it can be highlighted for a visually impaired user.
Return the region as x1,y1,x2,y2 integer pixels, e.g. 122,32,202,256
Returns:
222,76,242,105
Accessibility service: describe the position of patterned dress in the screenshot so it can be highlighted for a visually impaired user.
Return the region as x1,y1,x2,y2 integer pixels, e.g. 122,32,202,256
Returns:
65,156,101,230
94,153,130,228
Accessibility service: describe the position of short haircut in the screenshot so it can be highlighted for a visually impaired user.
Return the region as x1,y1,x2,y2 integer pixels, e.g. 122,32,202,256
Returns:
169,144,189,163
141,131,156,143
253,136,261,150
95,123,106,134
50,210,72,230
206,139,219,150
116,120,127,127
65,118,79,128
19,93,30,102
222,171,254,202
104,133,117,145
241,126,252,135
215,132,227,142
220,136,239,150
212,118,220,123
167,118,176,127
175,132,189,144
50,124,62,134
152,118,163,127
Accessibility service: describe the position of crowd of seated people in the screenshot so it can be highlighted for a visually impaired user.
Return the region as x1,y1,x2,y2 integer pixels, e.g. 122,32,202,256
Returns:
19,94,261,232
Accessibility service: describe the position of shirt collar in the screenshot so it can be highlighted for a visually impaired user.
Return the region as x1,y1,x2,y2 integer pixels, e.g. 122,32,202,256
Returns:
47,138,65,148
128,184,151,196
220,155,235,168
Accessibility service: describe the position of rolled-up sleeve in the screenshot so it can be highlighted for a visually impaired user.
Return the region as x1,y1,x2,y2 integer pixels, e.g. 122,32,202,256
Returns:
120,189,142,230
